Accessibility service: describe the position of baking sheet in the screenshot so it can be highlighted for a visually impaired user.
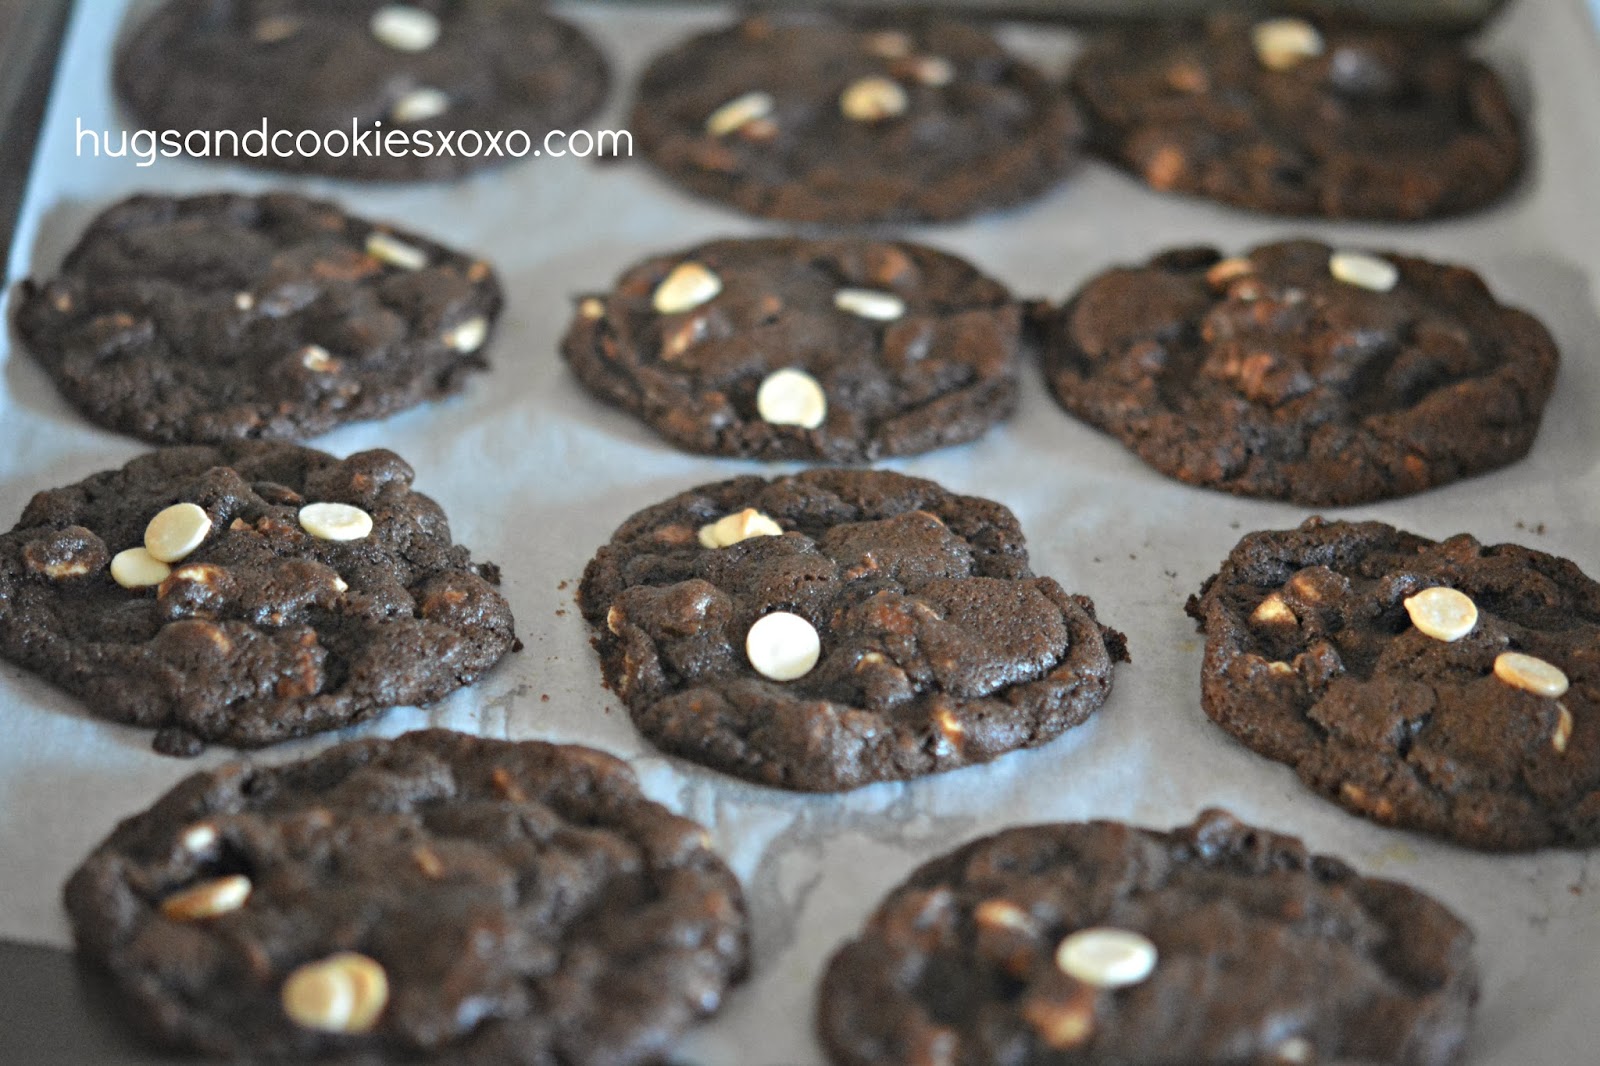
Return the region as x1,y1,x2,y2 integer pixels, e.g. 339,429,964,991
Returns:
2,2,1599,1063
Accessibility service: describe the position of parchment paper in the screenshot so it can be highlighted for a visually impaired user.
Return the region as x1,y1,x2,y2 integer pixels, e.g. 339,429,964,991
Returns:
2,3,1599,1063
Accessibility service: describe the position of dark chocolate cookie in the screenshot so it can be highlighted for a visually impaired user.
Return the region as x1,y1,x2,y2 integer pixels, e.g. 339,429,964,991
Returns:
631,12,1079,225
0,443,515,756
1187,518,1600,851
1036,239,1558,505
562,236,1022,462
14,192,502,444
114,0,608,182
65,729,749,1062
578,469,1128,792
819,808,1478,1066
1069,13,1522,219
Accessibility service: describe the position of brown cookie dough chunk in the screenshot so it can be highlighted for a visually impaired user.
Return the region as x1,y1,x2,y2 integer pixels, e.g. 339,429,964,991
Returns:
578,469,1128,792
0,443,515,755
819,809,1478,1066
65,729,749,1062
1187,518,1600,850
114,0,608,182
632,12,1080,225
1036,239,1558,505
562,237,1022,462
1069,13,1522,219
14,192,502,444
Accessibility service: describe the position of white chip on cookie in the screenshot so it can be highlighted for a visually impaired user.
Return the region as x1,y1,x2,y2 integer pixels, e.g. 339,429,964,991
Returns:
444,316,490,353
298,503,374,542
1329,250,1398,292
1252,17,1324,72
1493,651,1569,697
756,368,827,429
653,262,722,315
706,92,775,137
391,87,451,124
365,232,429,270
745,611,821,681
833,288,906,322
1055,927,1158,989
145,503,211,563
698,508,783,549
1403,587,1478,642
840,76,909,122
371,5,441,52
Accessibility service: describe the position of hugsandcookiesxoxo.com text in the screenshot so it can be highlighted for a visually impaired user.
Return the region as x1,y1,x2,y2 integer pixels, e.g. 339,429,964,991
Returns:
75,117,632,168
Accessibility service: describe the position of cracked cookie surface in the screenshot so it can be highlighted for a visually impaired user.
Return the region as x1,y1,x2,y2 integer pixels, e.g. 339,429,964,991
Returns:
65,729,749,1062
819,808,1477,1066
1069,13,1522,219
579,469,1127,792
1037,239,1558,505
632,12,1079,225
14,192,502,444
562,236,1021,462
0,442,515,755
114,0,608,181
1187,518,1600,850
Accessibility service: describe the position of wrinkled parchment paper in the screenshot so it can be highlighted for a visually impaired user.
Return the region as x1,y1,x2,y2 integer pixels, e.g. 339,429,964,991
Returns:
2,3,1599,1062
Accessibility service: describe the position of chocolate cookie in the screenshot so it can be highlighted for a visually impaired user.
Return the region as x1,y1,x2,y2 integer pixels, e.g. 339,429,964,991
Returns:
631,13,1079,225
114,0,608,182
562,237,1022,462
1036,239,1558,505
578,469,1128,792
1069,13,1522,219
1187,518,1600,851
0,443,515,756
65,729,749,1062
819,808,1477,1066
13,192,502,444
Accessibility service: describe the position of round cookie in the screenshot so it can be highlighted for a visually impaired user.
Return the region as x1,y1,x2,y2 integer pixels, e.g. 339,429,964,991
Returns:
1036,239,1558,505
14,192,502,444
819,808,1478,1066
0,442,515,756
1186,518,1600,851
578,469,1128,792
562,237,1022,462
65,729,749,1062
1069,13,1522,219
631,12,1080,224
114,0,608,182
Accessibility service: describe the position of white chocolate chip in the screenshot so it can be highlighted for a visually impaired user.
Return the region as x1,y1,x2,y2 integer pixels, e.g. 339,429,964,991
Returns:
705,91,776,137
1329,250,1398,292
912,56,955,88
180,823,219,854
234,292,255,311
1206,257,1254,288
300,345,337,372
444,316,489,353
698,508,784,549
833,288,906,322
652,262,722,315
1055,928,1158,989
298,503,374,542
756,368,827,429
1252,593,1297,626
864,30,913,59
745,611,821,682
579,297,606,320
1554,703,1574,754
1403,587,1478,642
332,576,350,594
282,953,388,1033
391,87,450,124
840,76,909,122
974,899,1037,933
145,504,211,564
1274,1036,1314,1064
1252,17,1324,72
370,5,441,52
1494,652,1569,697
161,875,252,921
365,232,429,271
